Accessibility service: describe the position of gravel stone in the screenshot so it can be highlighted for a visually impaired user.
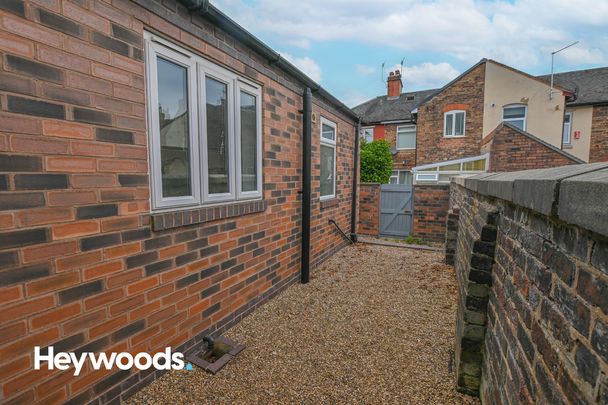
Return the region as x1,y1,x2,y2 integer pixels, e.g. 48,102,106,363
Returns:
126,244,479,404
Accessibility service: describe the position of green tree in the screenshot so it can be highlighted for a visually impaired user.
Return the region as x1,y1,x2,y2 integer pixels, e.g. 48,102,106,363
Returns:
360,139,393,183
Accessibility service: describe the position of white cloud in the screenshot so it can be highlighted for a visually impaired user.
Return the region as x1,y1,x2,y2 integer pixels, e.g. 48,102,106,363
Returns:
355,64,376,76
213,0,608,71
279,52,322,82
388,62,460,90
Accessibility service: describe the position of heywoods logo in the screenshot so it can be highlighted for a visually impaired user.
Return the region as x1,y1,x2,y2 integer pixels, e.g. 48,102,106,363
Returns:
35,346,185,376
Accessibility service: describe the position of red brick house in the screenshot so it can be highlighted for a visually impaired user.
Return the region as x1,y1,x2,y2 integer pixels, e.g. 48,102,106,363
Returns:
0,1,359,403
354,59,606,185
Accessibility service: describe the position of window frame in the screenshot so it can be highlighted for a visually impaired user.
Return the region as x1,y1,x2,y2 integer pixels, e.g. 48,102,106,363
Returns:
562,111,572,145
396,124,416,150
502,104,527,131
144,32,263,212
320,116,337,201
443,110,466,137
361,126,374,142
145,39,201,210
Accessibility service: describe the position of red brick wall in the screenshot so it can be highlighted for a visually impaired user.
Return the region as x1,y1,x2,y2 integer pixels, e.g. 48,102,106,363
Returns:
412,185,450,242
384,124,416,170
589,105,608,163
357,183,380,235
482,123,580,171
373,124,385,141
0,1,356,404
416,63,486,165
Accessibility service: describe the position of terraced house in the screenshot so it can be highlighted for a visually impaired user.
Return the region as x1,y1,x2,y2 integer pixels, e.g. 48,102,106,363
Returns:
354,60,608,185
0,0,359,403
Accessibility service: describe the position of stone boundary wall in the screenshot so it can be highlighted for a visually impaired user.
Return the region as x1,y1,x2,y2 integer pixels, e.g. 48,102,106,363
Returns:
449,163,608,404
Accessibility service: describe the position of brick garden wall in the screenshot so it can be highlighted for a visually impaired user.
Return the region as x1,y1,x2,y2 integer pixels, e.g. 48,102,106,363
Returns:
412,184,449,242
590,105,608,163
416,63,486,165
481,122,581,171
357,183,380,236
449,165,608,404
0,1,356,404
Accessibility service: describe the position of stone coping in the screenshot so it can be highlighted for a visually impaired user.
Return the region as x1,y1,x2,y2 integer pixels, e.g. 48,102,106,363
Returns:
453,163,608,237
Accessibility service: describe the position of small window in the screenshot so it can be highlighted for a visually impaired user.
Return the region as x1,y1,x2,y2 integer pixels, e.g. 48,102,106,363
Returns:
444,111,465,137
320,117,336,200
388,170,412,185
415,172,439,182
145,33,262,210
562,112,572,145
503,104,527,131
396,125,416,149
361,127,374,142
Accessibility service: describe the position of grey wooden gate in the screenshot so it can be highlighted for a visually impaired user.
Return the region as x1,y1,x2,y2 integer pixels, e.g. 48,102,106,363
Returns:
379,184,413,237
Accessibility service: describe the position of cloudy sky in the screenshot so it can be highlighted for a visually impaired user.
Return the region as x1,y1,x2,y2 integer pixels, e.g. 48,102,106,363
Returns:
213,0,608,107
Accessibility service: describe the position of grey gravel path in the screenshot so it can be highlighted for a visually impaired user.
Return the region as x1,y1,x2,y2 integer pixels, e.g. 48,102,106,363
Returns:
126,244,479,405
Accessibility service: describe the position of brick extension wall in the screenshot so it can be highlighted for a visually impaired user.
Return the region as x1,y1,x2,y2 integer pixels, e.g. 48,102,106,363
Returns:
590,105,608,163
481,122,581,171
449,167,608,404
357,183,380,236
412,185,450,242
383,124,416,170
0,1,356,404
416,63,486,165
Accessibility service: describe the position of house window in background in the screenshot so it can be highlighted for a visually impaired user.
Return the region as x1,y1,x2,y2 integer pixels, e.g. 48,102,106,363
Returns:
396,125,416,149
320,117,337,199
444,110,466,137
145,33,262,210
389,170,413,185
562,112,572,145
503,104,527,131
361,127,374,142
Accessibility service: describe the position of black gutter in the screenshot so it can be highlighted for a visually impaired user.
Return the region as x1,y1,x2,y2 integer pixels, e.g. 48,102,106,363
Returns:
350,118,361,241
180,0,359,122
300,88,312,284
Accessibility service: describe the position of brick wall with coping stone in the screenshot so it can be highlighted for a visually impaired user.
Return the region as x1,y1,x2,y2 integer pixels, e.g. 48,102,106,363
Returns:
590,105,608,163
416,63,486,165
357,183,380,236
0,1,357,404
412,184,450,242
449,164,608,404
481,122,581,172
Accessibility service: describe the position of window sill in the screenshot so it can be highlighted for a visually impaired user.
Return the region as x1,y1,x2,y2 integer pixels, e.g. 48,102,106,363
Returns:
396,148,416,151
563,144,573,149
320,198,338,210
443,135,466,138
151,199,266,231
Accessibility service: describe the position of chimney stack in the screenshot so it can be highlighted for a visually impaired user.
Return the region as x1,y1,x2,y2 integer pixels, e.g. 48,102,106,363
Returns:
387,70,403,97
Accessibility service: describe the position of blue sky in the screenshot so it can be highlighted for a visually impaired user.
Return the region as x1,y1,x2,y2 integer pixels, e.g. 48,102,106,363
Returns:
213,0,608,107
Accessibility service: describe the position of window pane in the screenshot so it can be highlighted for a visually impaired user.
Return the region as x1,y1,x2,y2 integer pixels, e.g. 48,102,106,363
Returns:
320,144,335,197
157,58,191,198
397,126,416,148
362,128,374,142
454,112,465,135
439,163,461,171
509,119,525,130
322,123,335,141
206,77,230,194
503,106,526,119
563,123,571,144
240,91,257,192
398,171,412,185
463,159,486,171
445,114,453,136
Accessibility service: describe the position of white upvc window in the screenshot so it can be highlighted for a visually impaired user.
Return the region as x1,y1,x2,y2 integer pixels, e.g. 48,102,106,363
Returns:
389,170,413,185
503,104,527,131
444,110,466,137
361,127,374,142
396,125,416,149
562,112,572,145
145,32,263,211
412,154,488,184
320,117,337,200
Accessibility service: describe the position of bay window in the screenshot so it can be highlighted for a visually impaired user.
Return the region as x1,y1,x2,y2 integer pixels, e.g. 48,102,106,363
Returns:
444,110,466,137
145,33,262,210
320,117,337,200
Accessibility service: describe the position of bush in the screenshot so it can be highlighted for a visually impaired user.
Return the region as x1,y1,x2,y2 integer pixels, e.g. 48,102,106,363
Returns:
360,139,393,184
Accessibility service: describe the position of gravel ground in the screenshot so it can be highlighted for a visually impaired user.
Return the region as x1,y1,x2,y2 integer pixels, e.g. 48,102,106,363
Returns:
127,244,479,405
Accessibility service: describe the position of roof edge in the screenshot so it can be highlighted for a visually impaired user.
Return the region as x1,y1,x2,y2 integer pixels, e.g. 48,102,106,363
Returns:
176,0,359,121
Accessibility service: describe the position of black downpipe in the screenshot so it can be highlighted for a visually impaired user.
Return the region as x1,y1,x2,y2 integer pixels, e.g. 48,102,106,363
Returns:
350,117,361,242
301,88,312,284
